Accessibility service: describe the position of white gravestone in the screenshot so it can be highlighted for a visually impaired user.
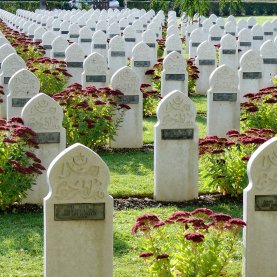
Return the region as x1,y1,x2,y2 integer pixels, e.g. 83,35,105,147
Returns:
219,34,238,71
195,41,217,95
224,21,236,37
0,43,16,73
50,36,69,60
164,34,183,56
52,19,62,35
44,143,113,277
260,40,277,88
263,21,274,41
22,93,66,204
108,35,127,78
79,26,93,57
251,24,264,52
0,53,26,118
108,22,120,39
110,66,143,148
82,52,108,89
86,18,96,34
161,51,188,97
208,24,223,45
142,29,157,66
7,68,39,119
60,20,70,40
65,43,85,85
123,26,137,58
131,42,152,85
68,23,80,43
236,19,248,34
42,31,57,57
189,28,207,58
91,30,108,62
238,28,252,60
33,26,47,43
207,64,240,137
247,17,256,29
243,137,277,277
238,50,263,103
154,90,198,202
96,19,108,34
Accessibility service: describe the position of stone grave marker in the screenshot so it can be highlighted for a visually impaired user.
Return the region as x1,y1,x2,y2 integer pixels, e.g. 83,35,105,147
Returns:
86,18,97,34
42,31,57,57
52,18,62,35
185,24,197,52
219,34,238,71
165,34,183,56
79,26,93,56
68,23,80,43
142,29,157,66
216,17,225,30
108,35,127,78
195,40,217,95
7,68,38,119
243,137,277,277
44,143,113,277
22,93,66,204
260,40,277,88
209,24,223,45
161,51,188,97
50,36,69,60
207,64,240,137
33,26,47,43
263,21,274,41
224,21,236,37
247,17,256,29
238,28,252,59
202,18,213,34
110,66,143,148
65,42,85,85
96,19,108,34
108,22,120,39
131,41,152,85
123,26,136,58
251,24,264,51
91,30,108,62
60,20,70,40
28,23,39,39
154,90,198,202
132,19,144,42
237,19,248,34
0,53,26,118
238,49,263,102
0,43,16,72
189,28,207,58
82,52,108,89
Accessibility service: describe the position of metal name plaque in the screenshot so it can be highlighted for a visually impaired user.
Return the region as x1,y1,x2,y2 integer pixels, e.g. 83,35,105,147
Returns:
199,59,215,66
111,51,125,57
53,28,60,31
53,52,65,58
243,72,262,79
110,34,117,38
227,32,235,36
161,128,194,140
240,42,251,46
146,43,155,48
86,75,106,82
222,49,236,54
125,37,136,42
61,31,69,34
264,32,273,36
213,93,237,102
12,98,31,107
192,42,200,47
134,61,151,67
4,77,10,84
43,45,52,50
90,27,96,31
120,27,125,30
29,35,34,38
220,26,224,29
94,44,106,49
167,50,181,54
211,36,221,41
118,95,139,104
81,38,92,43
165,74,186,81
69,34,79,38
67,62,83,68
274,28,277,31
42,23,46,26
253,36,263,40
54,203,105,221
36,132,60,144
263,58,277,64
255,195,277,211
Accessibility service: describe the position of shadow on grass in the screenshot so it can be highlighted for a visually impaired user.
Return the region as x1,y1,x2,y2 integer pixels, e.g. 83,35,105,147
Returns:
113,231,131,257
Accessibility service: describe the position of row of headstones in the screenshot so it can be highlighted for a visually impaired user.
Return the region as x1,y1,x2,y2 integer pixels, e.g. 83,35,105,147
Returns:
43,129,277,277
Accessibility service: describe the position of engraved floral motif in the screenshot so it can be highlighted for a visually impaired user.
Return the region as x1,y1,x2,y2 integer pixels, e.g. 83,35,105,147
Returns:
112,67,139,93
255,146,277,192
55,152,105,200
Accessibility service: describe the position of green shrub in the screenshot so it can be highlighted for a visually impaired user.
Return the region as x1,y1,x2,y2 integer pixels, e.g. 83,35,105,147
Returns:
0,117,45,209
132,209,246,276
241,86,277,132
199,128,276,196
52,83,130,149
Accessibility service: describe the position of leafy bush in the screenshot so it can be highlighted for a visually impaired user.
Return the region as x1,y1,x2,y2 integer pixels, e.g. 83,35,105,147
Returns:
26,57,71,96
132,209,246,276
0,117,45,209
241,86,277,132
150,0,169,13
52,83,130,149
199,128,276,196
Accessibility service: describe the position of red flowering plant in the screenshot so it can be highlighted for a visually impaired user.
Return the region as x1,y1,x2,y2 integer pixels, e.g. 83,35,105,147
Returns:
26,57,71,96
241,86,277,132
132,209,246,276
52,83,130,149
199,128,276,196
0,21,45,61
0,117,45,209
